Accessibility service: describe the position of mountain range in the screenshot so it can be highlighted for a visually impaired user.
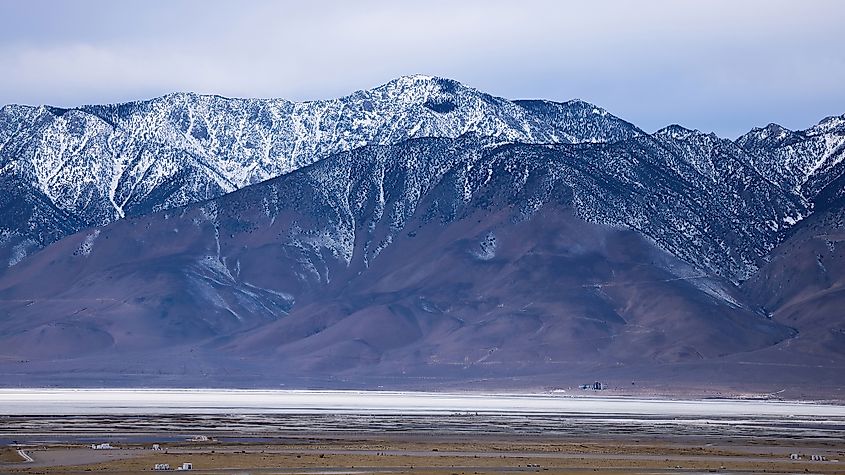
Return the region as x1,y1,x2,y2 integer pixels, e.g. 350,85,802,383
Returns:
0,75,843,396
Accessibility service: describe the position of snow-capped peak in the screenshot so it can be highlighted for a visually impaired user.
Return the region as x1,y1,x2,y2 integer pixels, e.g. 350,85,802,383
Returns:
655,124,701,140
737,123,795,145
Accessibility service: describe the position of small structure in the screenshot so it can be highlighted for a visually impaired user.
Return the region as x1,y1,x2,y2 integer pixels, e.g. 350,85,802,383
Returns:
188,435,208,442
91,443,113,450
789,453,801,460
152,444,162,451
176,462,193,471
153,463,170,471
811,454,827,461
579,382,604,390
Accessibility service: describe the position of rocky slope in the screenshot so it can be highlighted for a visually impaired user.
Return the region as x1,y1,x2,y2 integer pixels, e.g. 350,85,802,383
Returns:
737,114,845,206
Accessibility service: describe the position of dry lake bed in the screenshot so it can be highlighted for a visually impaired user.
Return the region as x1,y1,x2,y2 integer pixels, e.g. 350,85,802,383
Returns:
1,389,844,474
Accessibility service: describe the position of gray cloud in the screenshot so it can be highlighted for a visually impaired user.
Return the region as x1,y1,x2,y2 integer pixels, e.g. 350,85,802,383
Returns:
1,0,844,137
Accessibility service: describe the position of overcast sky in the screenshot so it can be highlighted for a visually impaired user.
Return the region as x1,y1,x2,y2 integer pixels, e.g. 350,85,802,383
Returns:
1,0,844,137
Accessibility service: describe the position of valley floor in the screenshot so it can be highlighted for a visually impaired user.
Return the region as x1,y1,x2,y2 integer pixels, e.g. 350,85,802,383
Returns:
3,436,845,474
1,391,844,474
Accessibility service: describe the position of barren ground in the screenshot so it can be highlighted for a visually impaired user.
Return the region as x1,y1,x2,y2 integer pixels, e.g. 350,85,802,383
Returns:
2,411,843,474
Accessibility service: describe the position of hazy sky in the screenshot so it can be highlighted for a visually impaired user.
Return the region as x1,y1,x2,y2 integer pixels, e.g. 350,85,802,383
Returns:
2,0,844,137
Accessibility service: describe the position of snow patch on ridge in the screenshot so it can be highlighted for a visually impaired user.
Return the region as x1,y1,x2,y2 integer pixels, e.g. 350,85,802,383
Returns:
76,230,100,257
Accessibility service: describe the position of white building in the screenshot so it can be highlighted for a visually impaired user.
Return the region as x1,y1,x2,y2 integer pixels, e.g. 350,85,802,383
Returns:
153,463,170,471
91,443,113,450
177,462,193,471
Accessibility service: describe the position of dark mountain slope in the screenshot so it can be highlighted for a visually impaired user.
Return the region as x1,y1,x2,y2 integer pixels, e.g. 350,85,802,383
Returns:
743,204,845,358
0,136,799,389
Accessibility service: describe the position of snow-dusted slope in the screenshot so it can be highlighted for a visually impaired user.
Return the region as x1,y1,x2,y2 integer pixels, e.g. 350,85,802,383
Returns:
0,75,840,280
0,76,643,266
0,75,642,221
737,115,845,203
653,125,807,234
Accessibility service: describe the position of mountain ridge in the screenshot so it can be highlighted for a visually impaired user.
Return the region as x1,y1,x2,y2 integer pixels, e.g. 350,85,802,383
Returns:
0,77,844,392
1,76,842,280
0,75,647,269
